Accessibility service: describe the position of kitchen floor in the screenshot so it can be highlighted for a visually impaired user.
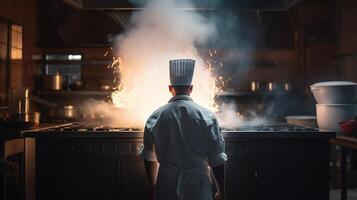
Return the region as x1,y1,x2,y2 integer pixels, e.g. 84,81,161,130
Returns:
330,189,357,200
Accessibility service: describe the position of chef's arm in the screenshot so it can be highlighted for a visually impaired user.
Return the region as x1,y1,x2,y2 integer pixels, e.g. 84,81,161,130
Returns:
141,127,158,189
208,117,227,200
212,164,225,200
144,159,158,189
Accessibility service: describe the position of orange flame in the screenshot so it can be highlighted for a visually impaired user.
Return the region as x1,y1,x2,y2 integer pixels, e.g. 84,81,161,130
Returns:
108,49,224,128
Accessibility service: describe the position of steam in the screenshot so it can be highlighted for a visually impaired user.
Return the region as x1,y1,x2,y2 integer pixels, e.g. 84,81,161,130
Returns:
79,99,143,127
110,0,218,128
82,0,268,129
216,103,268,128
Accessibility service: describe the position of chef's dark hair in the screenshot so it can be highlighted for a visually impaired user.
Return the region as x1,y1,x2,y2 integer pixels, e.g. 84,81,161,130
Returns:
172,85,192,95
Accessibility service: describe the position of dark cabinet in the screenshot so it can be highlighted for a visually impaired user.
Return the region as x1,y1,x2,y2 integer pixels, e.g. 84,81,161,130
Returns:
120,159,151,200
36,139,151,200
0,138,26,200
35,137,331,200
254,155,327,200
39,155,119,200
225,140,330,200
226,158,253,200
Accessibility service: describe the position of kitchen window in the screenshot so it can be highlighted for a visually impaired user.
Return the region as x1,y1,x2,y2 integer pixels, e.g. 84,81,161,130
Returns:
0,18,22,106
0,20,9,106
10,25,22,60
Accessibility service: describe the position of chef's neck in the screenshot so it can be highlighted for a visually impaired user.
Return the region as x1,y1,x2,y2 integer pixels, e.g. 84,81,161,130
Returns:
169,85,193,96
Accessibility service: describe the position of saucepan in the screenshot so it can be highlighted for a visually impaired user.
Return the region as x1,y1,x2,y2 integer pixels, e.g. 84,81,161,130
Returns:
30,95,77,120
42,72,64,91
49,105,77,120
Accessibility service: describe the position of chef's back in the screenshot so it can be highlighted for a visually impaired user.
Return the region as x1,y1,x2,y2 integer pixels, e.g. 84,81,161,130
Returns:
140,94,227,200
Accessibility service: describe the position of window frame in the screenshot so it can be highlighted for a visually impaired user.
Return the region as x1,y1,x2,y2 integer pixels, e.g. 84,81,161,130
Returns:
0,17,23,106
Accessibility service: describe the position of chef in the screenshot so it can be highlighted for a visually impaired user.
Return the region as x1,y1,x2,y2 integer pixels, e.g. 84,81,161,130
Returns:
139,59,227,200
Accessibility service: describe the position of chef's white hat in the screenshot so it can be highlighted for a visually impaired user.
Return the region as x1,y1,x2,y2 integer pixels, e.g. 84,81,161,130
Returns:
169,59,195,86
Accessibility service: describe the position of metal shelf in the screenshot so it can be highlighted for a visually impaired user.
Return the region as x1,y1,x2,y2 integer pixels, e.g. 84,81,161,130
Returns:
36,90,112,96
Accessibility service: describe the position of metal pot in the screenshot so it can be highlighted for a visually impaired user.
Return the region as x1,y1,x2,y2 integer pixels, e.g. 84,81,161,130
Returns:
249,81,279,92
249,81,260,92
8,87,30,115
310,81,357,104
100,84,111,91
42,73,63,90
316,104,357,133
69,80,85,90
249,81,292,93
11,112,40,126
49,105,77,120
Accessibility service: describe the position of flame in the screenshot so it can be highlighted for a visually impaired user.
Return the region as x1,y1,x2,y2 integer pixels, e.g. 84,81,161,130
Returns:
86,1,266,129
101,2,230,128
109,49,222,128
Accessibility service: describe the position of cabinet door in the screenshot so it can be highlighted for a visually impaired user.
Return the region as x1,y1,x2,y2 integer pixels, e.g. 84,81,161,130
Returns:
254,155,327,200
120,159,151,200
225,158,253,200
39,154,119,200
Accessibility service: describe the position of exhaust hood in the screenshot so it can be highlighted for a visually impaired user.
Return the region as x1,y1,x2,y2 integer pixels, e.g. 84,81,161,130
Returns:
63,0,300,11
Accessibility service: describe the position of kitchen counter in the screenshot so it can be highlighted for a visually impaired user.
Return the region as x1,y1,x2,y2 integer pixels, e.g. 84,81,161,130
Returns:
0,123,70,200
0,123,72,140
31,125,334,200
23,129,335,139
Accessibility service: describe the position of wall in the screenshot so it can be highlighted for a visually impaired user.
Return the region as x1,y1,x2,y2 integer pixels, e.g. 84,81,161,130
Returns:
0,0,42,88
303,0,357,84
337,0,357,82
2,0,355,112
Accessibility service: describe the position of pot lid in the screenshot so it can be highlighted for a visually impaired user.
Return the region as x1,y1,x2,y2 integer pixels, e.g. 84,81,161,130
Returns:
310,81,357,87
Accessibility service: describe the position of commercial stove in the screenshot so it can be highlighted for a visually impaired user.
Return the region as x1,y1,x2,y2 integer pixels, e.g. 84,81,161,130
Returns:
23,122,332,139
27,122,320,133
26,122,335,200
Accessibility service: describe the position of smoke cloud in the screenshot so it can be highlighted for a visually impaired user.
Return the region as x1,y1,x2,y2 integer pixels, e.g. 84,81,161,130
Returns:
85,0,267,129
109,0,219,128
215,102,268,129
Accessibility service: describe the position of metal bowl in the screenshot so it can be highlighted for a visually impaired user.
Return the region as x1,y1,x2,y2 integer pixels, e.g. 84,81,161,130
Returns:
316,104,357,132
310,81,357,104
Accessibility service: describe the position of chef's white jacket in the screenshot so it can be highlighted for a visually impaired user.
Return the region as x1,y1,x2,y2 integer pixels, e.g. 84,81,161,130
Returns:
140,95,227,200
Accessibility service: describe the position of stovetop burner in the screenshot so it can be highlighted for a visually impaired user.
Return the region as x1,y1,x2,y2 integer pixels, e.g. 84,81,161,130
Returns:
43,123,319,134
45,123,142,133
221,124,319,132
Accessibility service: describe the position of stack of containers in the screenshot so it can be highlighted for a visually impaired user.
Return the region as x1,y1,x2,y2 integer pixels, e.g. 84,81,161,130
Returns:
310,81,357,133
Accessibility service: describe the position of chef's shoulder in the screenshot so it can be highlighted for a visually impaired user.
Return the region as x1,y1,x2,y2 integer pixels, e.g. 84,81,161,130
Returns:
145,105,164,132
189,102,217,124
148,103,172,118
